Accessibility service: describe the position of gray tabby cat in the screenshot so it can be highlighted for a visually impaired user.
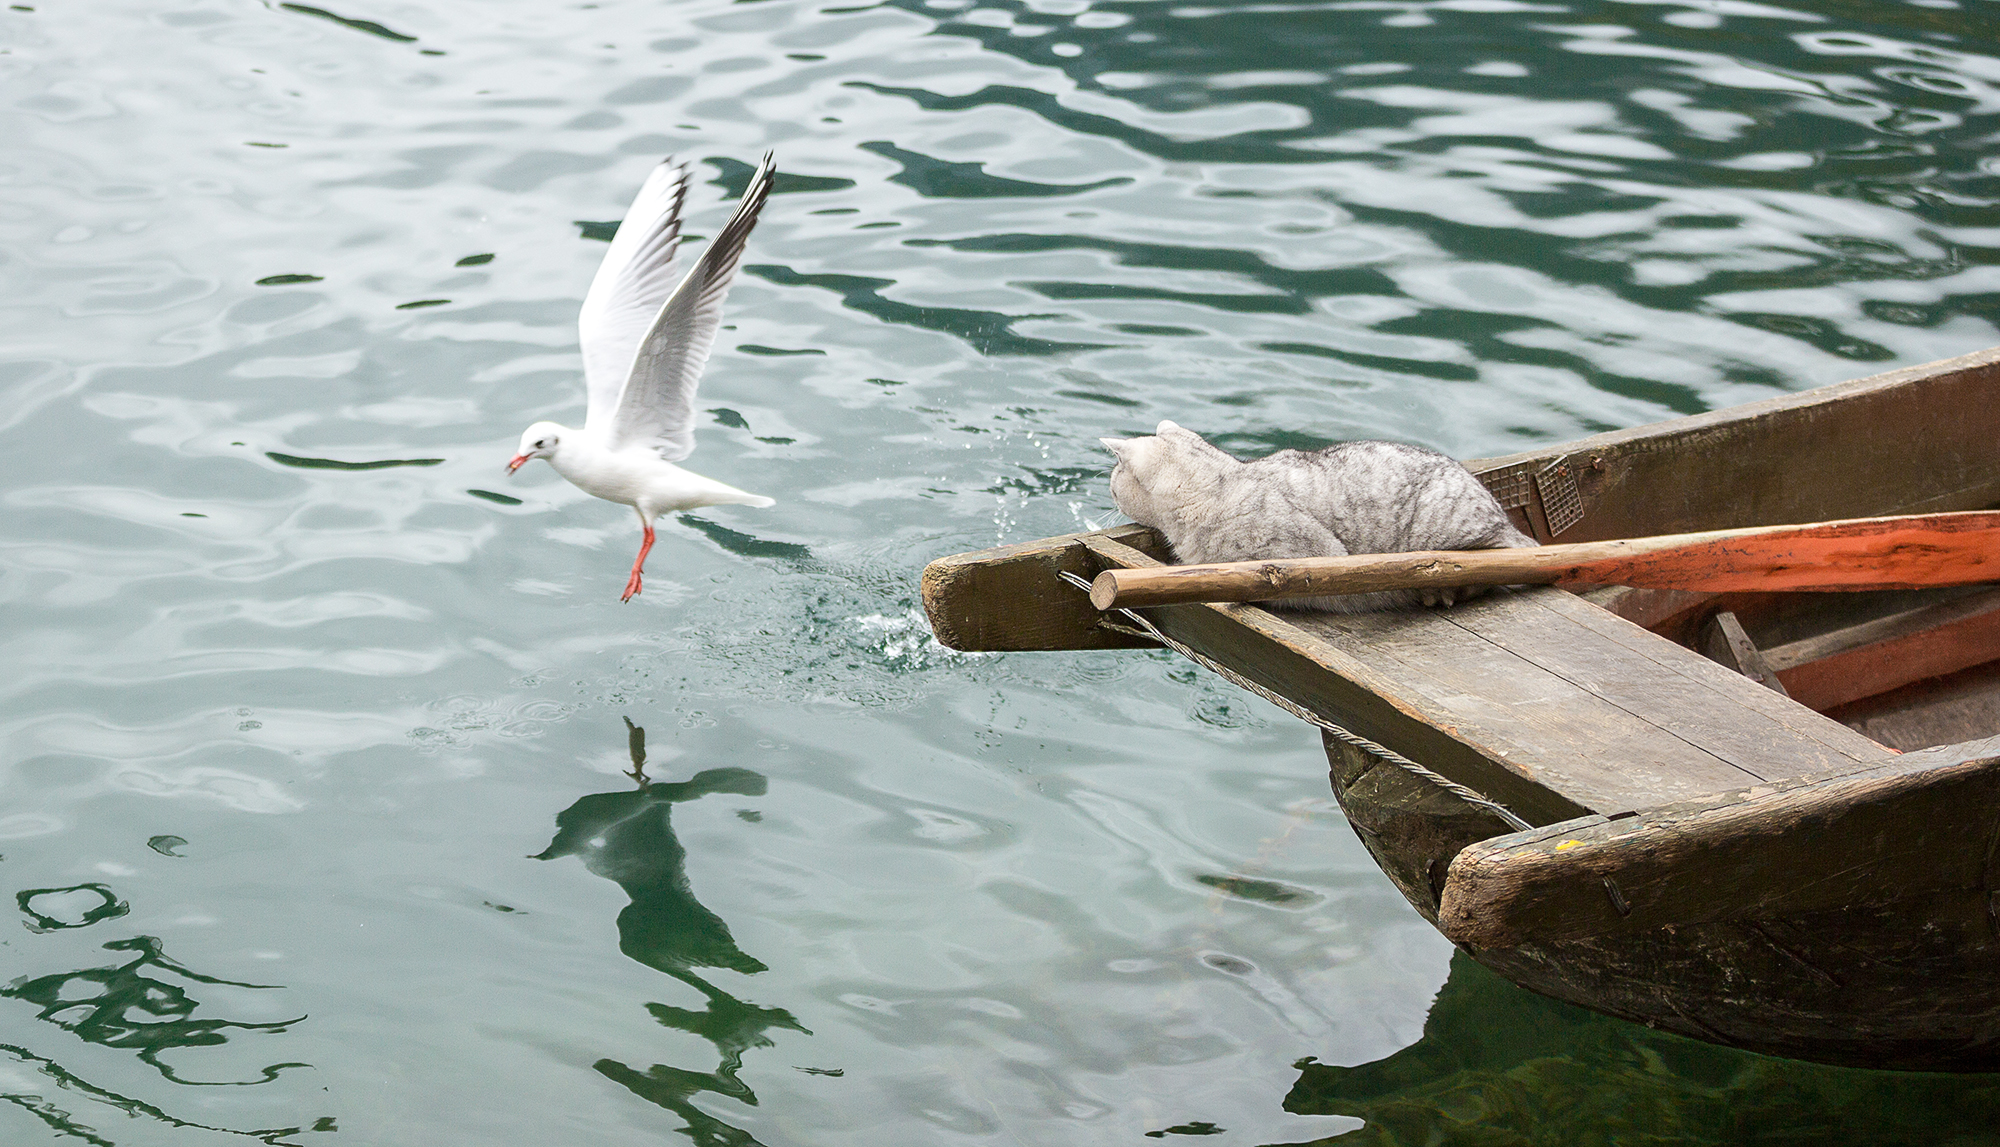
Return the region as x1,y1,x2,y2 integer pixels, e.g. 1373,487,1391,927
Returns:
1102,420,1537,613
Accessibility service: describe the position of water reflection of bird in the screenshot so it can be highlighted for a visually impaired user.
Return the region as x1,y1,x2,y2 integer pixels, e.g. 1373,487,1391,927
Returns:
509,154,778,602
534,718,806,1147
533,717,771,977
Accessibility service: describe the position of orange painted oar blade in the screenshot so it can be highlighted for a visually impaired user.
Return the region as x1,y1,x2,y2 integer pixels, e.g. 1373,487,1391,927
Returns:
1561,512,2000,592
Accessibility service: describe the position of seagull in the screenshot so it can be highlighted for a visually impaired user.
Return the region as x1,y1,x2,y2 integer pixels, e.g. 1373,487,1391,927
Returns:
509,153,778,601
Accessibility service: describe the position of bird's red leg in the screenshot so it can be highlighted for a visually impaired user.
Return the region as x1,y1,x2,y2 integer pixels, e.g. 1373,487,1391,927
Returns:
621,522,656,602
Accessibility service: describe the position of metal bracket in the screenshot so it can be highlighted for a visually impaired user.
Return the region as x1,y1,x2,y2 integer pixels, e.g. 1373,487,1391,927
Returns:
1536,457,1585,536
1477,461,1537,511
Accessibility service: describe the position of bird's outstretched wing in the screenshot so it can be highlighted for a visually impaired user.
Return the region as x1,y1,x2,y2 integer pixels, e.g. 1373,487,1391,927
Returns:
579,158,692,436
607,152,776,460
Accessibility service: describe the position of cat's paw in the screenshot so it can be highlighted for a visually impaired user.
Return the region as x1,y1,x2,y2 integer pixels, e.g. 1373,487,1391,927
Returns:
1420,587,1459,608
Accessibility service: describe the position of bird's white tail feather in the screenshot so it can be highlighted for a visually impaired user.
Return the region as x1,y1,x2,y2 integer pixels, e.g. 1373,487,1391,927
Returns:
695,479,775,509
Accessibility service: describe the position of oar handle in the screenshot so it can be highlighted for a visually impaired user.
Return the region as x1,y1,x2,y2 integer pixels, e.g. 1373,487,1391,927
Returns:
1089,550,1566,610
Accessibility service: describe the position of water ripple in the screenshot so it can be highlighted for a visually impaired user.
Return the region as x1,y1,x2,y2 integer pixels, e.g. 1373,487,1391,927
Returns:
3,0,1997,1141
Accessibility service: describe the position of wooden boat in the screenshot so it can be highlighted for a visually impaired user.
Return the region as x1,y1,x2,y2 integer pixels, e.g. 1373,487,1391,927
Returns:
920,345,2000,1072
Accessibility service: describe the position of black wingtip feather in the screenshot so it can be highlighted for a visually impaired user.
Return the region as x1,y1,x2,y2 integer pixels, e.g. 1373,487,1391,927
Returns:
690,153,776,305
604,152,778,456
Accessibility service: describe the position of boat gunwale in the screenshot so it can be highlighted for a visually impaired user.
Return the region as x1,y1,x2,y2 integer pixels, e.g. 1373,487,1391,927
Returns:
1438,734,2000,949
1463,343,2000,478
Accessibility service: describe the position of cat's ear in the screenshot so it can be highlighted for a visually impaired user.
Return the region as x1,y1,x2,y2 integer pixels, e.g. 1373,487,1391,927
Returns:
1155,419,1183,435
1099,436,1132,458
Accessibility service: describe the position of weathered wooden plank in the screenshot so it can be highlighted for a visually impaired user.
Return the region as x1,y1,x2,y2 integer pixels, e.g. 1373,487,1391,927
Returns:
1467,345,2000,542
1112,597,1589,827
1571,583,1718,631
1292,596,1784,808
1755,586,2000,710
1073,536,1596,825
1722,583,1993,650
920,524,1166,652
1515,588,1892,768
1077,531,1168,571
1083,529,1882,819
1465,890,2000,1070
1763,586,2000,670
1437,736,2000,949
1834,661,2000,752
1451,594,1884,781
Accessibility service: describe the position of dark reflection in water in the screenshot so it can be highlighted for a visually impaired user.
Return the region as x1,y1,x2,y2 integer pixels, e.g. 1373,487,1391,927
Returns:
17,883,130,932
0,1042,328,1147
679,515,814,562
861,140,1132,198
2,885,325,1144
1283,953,2000,1146
264,451,444,471
5,935,306,1085
275,3,418,46
534,719,804,1147
708,155,859,198
748,263,1096,356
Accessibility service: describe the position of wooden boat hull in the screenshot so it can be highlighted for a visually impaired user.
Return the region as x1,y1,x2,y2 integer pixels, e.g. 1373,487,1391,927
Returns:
1472,897,2000,1072
921,345,2000,1071
1326,732,2000,1071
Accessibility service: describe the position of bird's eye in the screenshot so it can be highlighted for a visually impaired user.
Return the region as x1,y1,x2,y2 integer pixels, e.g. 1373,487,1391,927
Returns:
536,439,548,448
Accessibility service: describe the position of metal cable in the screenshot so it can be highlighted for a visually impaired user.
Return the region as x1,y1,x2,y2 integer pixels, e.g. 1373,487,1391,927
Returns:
1058,570,1534,832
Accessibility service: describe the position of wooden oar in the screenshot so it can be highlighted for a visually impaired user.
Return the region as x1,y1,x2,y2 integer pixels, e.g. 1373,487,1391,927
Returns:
1088,511,2000,611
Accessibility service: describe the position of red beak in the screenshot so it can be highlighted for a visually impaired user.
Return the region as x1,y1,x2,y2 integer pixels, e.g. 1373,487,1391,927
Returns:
507,454,530,474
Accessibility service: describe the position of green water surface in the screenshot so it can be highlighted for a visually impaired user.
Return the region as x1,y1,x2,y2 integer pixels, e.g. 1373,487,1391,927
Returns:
3,0,1998,1142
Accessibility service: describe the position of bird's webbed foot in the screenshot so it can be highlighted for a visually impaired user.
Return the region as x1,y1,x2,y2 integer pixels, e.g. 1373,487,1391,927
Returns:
620,521,656,602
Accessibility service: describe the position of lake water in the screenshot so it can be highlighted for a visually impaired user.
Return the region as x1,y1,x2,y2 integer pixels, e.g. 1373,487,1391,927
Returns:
4,0,1999,1143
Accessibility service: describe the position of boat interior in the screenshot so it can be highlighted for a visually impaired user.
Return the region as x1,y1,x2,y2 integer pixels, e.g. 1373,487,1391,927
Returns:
1580,582,2000,753
1446,346,2000,761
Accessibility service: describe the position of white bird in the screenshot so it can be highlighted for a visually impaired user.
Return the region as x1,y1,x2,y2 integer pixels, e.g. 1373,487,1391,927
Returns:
509,153,778,602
